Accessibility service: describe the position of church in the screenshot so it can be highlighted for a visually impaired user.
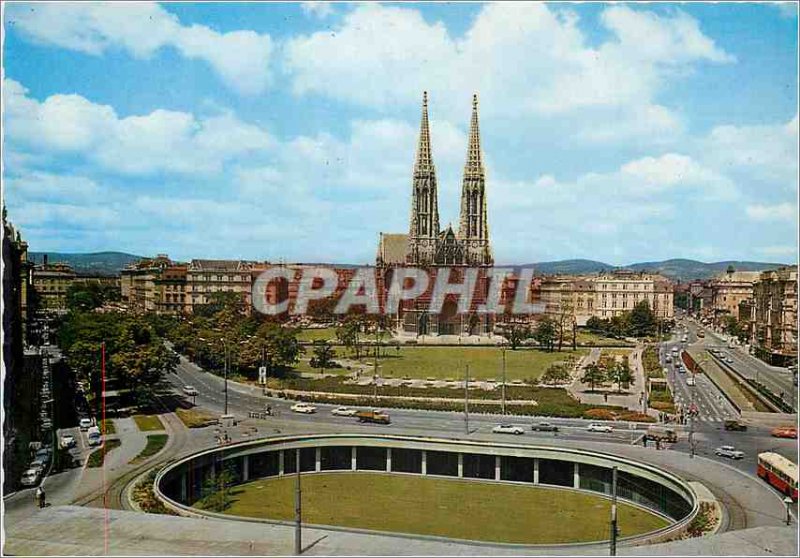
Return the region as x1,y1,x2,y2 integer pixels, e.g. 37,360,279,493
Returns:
376,92,494,335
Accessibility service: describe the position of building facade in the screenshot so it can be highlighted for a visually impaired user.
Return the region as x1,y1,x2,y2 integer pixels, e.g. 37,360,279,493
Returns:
540,271,674,326
32,258,76,311
751,267,797,366
185,259,263,314
709,269,761,321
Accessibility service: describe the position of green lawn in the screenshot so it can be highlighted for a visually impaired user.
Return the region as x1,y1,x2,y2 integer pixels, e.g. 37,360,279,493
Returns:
133,414,165,431
296,327,338,342
214,473,668,544
99,419,116,435
86,439,121,468
575,330,634,346
131,434,169,463
299,347,585,381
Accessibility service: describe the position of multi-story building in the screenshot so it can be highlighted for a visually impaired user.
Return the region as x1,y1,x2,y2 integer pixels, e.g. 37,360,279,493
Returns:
185,259,261,314
120,254,174,312
32,256,76,311
540,271,673,326
710,269,761,321
751,267,797,366
155,265,188,315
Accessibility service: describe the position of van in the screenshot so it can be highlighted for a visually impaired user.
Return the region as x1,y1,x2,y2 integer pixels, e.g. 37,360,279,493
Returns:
87,426,102,446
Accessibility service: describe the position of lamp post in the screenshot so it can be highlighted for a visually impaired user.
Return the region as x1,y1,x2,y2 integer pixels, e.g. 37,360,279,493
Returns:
784,497,793,526
501,342,507,416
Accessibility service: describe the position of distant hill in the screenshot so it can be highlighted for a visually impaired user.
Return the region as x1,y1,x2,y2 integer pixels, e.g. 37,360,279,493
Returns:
28,251,143,276
514,258,792,281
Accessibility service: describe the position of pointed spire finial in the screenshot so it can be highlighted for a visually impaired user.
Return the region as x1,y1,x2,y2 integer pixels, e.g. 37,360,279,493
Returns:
473,93,478,108
414,91,434,174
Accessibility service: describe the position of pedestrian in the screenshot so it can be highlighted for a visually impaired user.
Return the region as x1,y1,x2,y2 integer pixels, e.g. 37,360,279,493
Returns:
36,486,46,508
604,393,608,403
656,439,661,451
642,437,648,447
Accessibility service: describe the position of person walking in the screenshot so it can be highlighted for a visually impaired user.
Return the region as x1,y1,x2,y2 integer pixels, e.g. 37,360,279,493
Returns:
35,486,46,509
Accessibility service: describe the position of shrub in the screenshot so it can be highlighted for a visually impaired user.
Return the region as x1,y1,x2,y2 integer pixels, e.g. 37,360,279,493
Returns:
584,408,616,421
616,411,655,423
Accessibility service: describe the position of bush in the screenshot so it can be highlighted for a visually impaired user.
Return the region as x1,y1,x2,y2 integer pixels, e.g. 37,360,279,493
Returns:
133,469,177,515
616,411,655,423
87,439,122,468
584,408,616,421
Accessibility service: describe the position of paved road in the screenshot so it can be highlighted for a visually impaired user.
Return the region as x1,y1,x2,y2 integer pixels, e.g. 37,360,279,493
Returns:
687,321,797,411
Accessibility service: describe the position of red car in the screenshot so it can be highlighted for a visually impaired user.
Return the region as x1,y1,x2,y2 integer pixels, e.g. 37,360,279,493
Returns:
771,427,798,439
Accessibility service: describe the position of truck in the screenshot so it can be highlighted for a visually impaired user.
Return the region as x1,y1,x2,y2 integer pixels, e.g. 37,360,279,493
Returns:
356,410,391,425
646,426,677,443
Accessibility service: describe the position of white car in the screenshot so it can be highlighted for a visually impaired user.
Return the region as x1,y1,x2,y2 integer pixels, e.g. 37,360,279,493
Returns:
183,385,199,396
291,403,317,414
60,434,76,449
715,445,745,459
20,468,40,487
686,377,696,386
331,406,358,417
492,424,525,435
587,423,613,433
79,417,93,430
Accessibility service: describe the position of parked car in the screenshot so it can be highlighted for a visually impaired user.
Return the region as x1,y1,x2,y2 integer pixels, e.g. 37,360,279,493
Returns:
331,406,358,417
290,403,317,414
587,423,613,433
60,434,76,449
29,456,48,473
771,427,797,439
492,424,525,435
715,445,745,459
20,468,40,487
725,357,734,364
34,447,52,461
87,425,103,447
182,385,199,396
530,422,559,432
79,417,93,431
686,376,695,386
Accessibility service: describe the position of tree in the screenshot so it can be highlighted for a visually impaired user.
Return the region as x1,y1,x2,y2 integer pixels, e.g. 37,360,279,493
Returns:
336,315,363,359
609,313,630,339
607,361,633,393
506,324,530,350
541,363,571,386
581,363,606,392
310,340,336,373
534,318,557,352
257,323,302,375
555,301,575,352
198,466,235,512
629,300,656,337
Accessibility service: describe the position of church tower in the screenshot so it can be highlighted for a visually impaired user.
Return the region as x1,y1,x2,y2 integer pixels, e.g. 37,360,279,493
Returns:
407,91,441,265
458,94,492,265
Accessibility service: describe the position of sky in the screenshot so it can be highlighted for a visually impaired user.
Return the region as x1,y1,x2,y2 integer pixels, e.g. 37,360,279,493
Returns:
2,1,798,266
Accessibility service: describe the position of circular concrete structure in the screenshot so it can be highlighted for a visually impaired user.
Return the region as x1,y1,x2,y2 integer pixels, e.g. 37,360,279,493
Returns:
154,434,699,547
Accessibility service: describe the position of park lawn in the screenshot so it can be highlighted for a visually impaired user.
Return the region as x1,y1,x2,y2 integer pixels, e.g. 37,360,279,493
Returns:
175,407,218,429
217,473,668,544
575,330,633,346
296,327,337,342
100,419,116,435
601,348,634,358
324,347,587,381
133,414,165,431
131,434,168,463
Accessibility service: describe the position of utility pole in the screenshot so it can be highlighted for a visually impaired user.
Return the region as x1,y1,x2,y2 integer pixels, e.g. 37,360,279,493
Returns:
295,448,302,555
464,364,470,435
223,339,229,416
610,466,618,556
501,345,507,416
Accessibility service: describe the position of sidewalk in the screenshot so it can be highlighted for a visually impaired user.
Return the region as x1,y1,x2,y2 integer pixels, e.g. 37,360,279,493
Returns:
567,347,649,413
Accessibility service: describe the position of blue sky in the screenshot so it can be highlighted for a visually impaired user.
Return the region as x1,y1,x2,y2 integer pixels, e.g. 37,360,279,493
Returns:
3,1,798,265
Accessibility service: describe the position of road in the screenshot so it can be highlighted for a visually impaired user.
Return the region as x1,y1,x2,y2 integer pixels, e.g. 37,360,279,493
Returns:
687,320,796,411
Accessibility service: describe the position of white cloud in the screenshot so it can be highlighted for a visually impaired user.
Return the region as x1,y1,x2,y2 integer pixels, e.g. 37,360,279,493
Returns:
284,2,732,143
759,245,797,258
8,2,272,95
5,171,102,202
301,2,334,19
4,79,272,176
745,203,797,222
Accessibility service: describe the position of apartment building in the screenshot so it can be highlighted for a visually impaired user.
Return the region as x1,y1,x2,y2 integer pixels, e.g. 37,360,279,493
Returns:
540,271,673,326
32,259,76,311
710,269,761,321
120,254,174,312
752,267,797,365
184,259,264,314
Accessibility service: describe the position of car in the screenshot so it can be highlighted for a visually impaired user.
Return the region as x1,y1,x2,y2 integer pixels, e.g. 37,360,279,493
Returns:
182,385,199,396
79,417,93,431
587,423,613,433
60,434,76,449
724,420,748,432
686,376,695,386
331,406,358,417
530,422,559,432
290,403,317,414
715,445,745,459
725,357,734,364
20,468,40,487
771,427,798,439
492,424,525,435
34,447,52,461
29,456,48,473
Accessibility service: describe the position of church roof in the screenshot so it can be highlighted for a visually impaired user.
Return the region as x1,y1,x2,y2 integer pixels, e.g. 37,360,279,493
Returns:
377,233,409,265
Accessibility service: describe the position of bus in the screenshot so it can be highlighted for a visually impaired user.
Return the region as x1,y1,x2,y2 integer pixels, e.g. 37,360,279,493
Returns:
757,452,798,500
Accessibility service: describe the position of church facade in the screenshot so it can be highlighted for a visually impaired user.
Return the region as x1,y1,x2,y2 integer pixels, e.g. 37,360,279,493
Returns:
377,92,494,335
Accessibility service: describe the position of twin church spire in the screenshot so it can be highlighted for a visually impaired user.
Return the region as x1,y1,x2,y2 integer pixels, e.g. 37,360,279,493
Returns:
407,92,492,266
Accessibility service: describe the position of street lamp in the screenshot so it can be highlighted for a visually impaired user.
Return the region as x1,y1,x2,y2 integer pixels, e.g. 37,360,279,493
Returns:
784,497,793,525
500,341,507,416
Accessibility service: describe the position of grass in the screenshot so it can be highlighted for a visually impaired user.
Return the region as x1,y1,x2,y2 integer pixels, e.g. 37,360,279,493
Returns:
131,434,168,463
86,439,122,468
175,407,218,428
575,330,634,347
99,419,116,435
133,414,165,431
642,346,664,378
213,473,668,544
295,327,338,342
303,346,586,381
